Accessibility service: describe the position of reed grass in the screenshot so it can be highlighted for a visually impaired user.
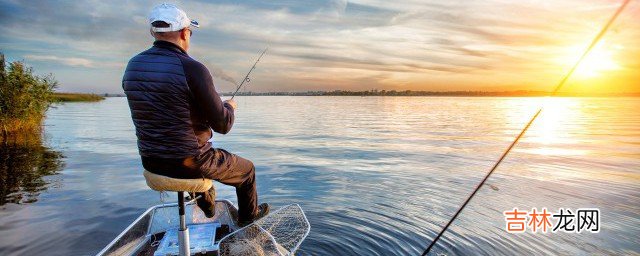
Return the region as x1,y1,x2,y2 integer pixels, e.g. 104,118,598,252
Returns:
0,53,57,139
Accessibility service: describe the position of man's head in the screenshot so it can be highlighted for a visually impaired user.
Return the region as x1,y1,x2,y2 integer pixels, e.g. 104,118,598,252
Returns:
148,3,199,52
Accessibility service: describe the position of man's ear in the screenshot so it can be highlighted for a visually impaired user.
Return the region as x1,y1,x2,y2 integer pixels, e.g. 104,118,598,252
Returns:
181,29,189,40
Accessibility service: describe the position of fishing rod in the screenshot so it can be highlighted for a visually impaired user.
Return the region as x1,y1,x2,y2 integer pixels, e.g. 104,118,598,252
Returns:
422,0,631,255
230,47,268,99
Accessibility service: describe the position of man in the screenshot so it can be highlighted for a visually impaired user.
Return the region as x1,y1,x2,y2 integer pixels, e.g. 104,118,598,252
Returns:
122,3,268,226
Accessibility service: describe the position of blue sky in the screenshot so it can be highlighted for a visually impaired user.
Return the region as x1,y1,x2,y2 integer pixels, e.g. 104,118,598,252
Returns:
1,0,638,93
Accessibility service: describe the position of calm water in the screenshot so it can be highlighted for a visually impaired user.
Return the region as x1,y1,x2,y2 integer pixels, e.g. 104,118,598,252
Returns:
0,96,639,255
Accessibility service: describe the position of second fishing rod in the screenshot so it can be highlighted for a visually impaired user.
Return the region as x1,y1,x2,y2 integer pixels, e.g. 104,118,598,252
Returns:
421,0,631,254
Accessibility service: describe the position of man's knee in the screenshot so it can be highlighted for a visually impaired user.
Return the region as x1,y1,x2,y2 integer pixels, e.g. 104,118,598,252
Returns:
239,157,254,174
241,160,256,184
247,160,255,177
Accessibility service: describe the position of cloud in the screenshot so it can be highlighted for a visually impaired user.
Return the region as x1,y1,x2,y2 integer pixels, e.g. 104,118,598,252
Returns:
24,54,123,68
1,0,638,93
25,55,93,67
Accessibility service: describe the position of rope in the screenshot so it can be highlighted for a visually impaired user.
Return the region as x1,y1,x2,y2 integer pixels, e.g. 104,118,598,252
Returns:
422,0,631,254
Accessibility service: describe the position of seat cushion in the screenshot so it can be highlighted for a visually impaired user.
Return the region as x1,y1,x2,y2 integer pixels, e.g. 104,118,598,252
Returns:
143,170,212,192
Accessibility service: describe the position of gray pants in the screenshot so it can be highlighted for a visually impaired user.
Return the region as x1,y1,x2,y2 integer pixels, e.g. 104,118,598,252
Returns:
194,148,258,222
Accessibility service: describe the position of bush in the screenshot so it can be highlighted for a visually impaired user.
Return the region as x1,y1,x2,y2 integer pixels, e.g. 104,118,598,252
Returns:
0,53,58,136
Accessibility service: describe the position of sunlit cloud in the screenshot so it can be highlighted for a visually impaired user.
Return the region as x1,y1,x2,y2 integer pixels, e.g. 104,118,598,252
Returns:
0,0,638,93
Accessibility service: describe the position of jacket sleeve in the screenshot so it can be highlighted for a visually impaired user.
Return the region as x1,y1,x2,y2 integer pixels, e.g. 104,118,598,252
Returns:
183,59,235,134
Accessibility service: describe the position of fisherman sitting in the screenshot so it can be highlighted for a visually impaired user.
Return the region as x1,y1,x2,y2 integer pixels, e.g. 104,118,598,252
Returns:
122,3,269,226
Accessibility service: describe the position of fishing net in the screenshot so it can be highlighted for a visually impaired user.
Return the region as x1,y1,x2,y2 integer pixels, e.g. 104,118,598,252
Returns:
219,204,310,256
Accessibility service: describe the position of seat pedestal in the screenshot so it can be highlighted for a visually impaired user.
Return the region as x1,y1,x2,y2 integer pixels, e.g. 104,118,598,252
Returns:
143,170,213,256
177,191,190,256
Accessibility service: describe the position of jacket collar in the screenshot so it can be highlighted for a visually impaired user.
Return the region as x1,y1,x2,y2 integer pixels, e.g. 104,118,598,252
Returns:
153,40,187,55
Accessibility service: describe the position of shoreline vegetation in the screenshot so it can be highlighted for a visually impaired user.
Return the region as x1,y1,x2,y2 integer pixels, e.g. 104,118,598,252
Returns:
0,52,104,141
0,53,65,206
0,53,56,140
221,90,640,97
103,91,639,98
52,92,104,102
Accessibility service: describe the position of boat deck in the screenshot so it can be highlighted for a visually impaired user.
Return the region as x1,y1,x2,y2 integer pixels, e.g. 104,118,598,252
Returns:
98,200,240,256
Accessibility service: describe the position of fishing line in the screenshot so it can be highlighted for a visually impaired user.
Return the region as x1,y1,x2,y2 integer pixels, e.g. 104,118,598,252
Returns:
422,0,630,254
230,47,268,99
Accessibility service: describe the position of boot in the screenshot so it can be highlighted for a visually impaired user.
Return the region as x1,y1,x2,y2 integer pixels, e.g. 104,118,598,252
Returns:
239,203,270,227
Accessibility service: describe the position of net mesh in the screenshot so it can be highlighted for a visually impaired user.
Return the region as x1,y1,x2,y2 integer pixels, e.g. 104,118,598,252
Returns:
219,204,310,256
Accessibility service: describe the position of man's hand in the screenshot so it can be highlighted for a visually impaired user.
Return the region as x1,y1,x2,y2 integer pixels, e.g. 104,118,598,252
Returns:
223,99,237,110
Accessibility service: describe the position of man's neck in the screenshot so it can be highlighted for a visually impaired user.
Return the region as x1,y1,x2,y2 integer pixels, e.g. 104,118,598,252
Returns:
154,40,187,54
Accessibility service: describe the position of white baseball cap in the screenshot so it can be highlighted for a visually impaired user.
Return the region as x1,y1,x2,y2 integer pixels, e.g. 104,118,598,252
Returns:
148,3,199,32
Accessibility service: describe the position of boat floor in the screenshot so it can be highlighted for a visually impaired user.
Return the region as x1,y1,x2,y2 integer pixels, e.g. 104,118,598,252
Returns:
98,200,240,256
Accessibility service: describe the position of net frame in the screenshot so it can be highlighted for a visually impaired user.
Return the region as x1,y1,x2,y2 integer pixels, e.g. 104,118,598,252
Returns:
219,204,310,256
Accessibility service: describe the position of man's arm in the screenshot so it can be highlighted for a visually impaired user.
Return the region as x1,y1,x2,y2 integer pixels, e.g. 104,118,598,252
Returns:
183,59,235,134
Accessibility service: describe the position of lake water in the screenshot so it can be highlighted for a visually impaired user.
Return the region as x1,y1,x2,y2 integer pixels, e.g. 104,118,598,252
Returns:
0,96,639,255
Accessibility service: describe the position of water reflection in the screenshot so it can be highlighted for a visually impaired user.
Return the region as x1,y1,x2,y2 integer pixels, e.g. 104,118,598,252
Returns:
0,135,64,206
0,97,638,255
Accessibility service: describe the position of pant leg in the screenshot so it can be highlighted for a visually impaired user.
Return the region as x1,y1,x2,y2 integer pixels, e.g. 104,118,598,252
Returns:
194,186,216,217
196,148,258,222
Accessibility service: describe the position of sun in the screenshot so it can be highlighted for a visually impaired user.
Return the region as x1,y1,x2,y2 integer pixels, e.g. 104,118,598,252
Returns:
572,41,620,79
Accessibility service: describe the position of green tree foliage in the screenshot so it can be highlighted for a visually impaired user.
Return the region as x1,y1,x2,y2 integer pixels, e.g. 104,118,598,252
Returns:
0,53,57,135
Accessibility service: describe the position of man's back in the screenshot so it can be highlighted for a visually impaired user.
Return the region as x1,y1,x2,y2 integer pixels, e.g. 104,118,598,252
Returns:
123,41,234,161
123,42,199,158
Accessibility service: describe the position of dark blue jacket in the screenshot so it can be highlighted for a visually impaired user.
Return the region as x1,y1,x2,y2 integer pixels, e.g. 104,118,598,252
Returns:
123,40,234,160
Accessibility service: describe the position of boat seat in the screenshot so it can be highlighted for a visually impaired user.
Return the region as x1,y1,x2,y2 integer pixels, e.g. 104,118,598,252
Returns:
143,170,212,193
143,170,213,255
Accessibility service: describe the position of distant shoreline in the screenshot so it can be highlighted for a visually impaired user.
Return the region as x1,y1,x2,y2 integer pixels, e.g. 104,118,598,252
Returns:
53,93,104,102
90,91,640,98
221,90,640,97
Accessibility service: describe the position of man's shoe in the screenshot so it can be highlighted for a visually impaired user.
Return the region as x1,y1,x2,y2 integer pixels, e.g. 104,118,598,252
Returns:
239,203,270,227
255,203,270,219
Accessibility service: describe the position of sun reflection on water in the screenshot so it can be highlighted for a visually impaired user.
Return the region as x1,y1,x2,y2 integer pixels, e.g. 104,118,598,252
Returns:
523,97,589,156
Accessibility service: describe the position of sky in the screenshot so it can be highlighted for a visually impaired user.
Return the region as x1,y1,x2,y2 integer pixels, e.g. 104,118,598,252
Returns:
0,0,638,94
